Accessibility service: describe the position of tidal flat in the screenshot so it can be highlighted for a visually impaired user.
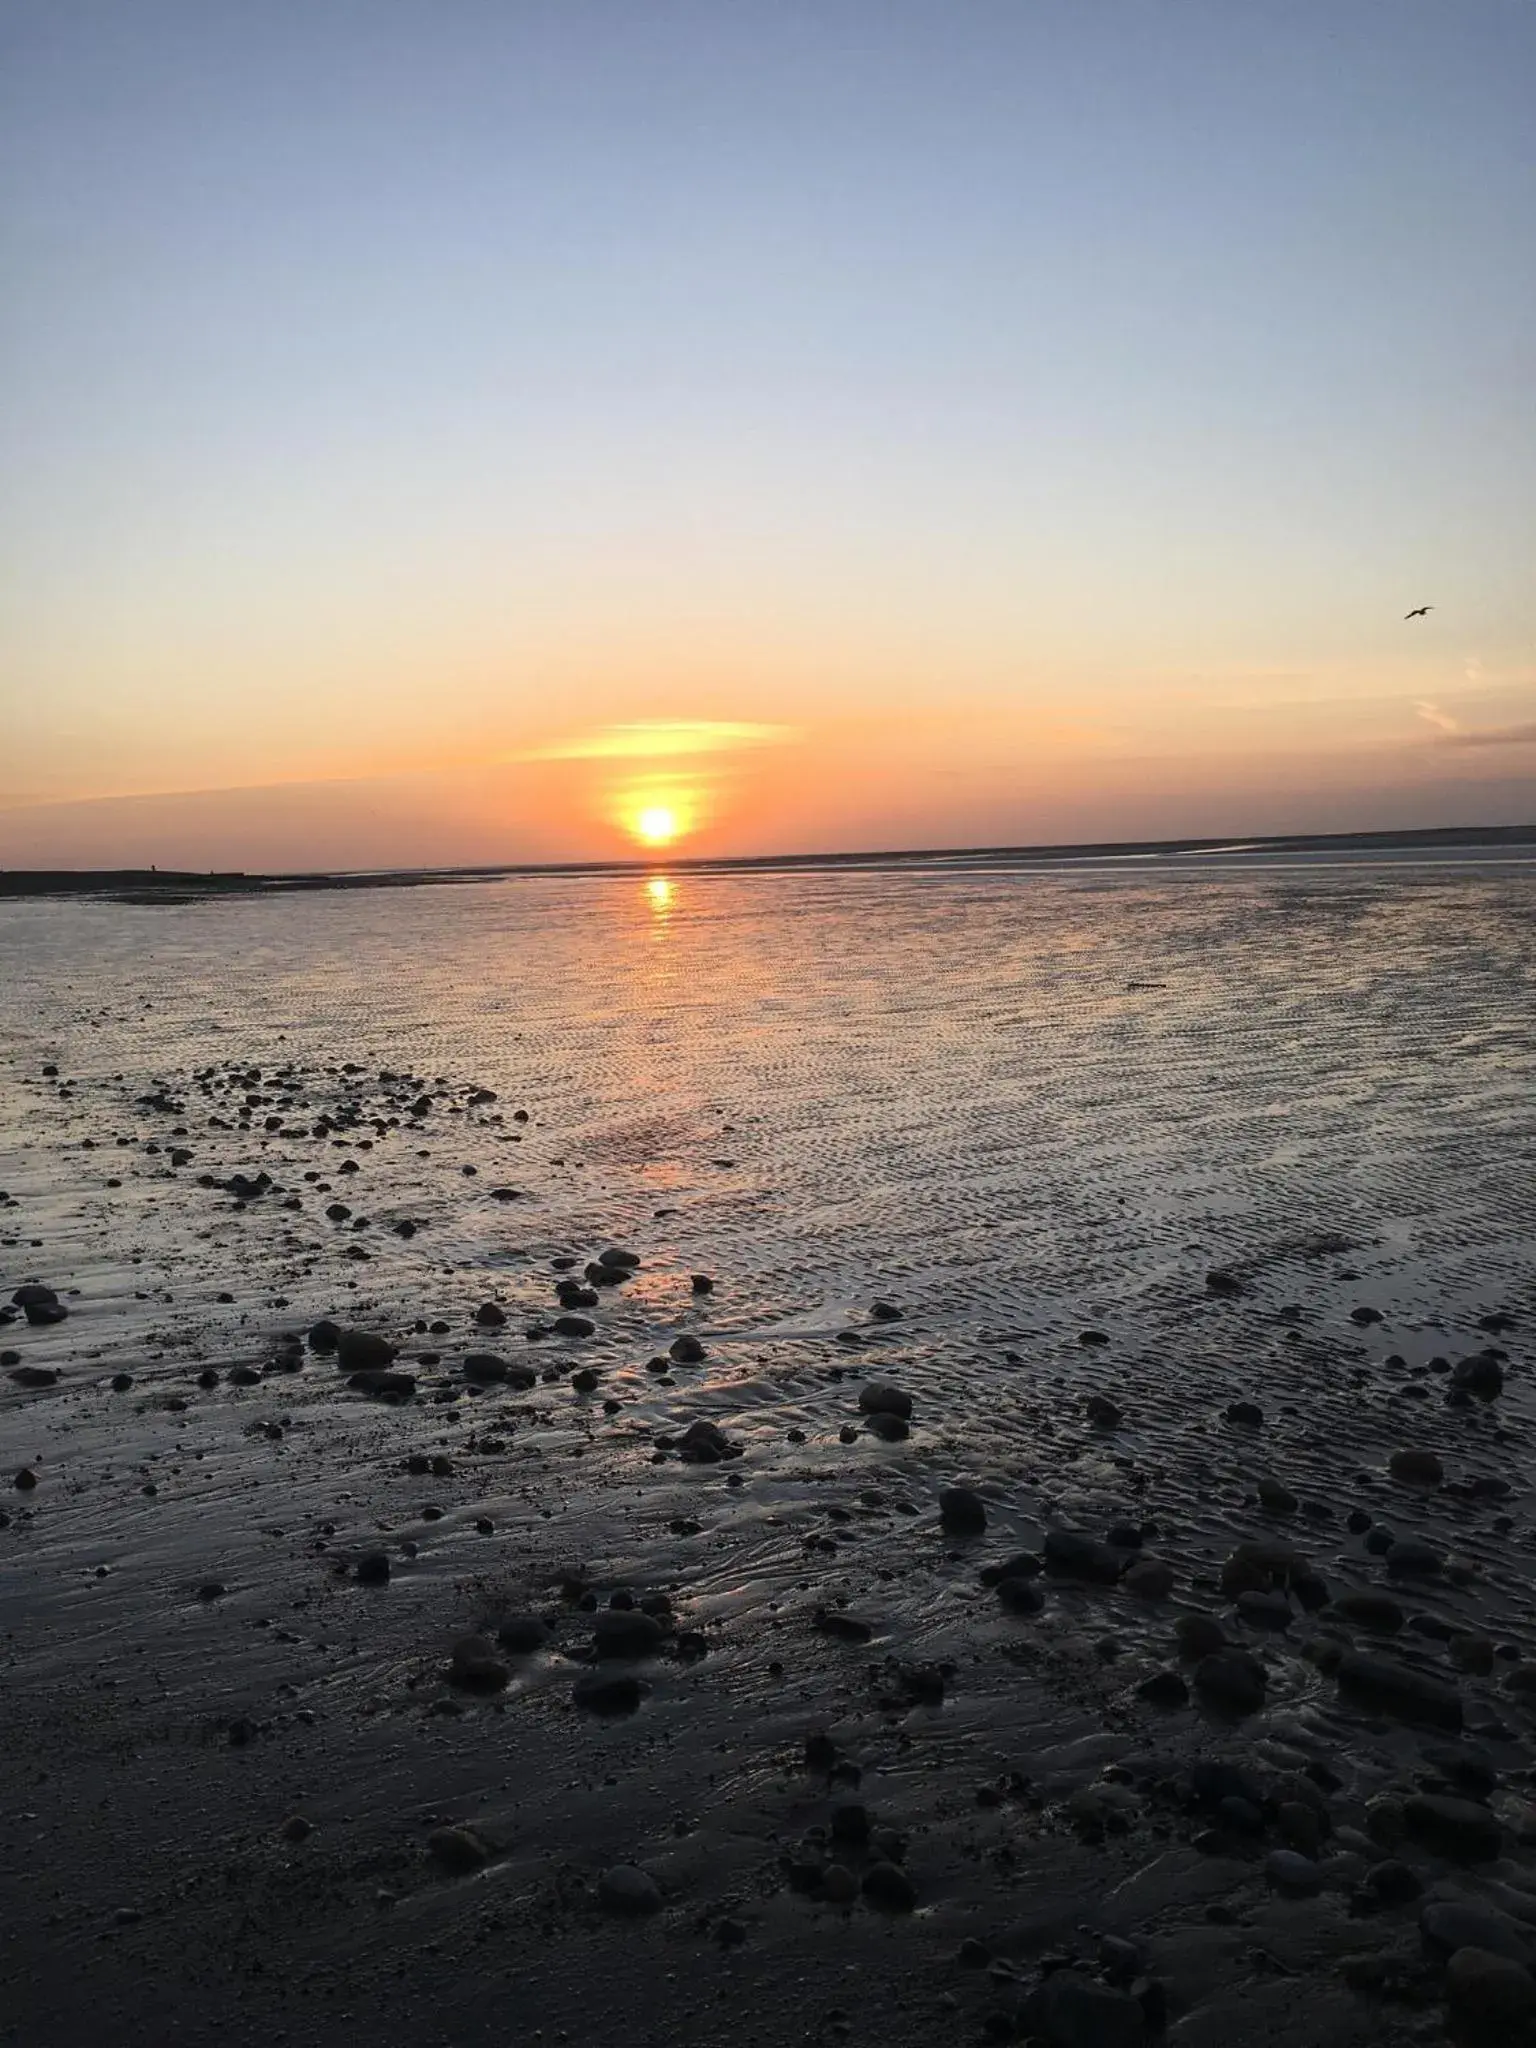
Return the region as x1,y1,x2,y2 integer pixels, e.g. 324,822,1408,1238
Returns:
2,857,1534,2047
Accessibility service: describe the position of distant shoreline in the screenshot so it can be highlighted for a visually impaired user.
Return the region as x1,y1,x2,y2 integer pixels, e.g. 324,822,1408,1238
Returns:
2,822,1534,901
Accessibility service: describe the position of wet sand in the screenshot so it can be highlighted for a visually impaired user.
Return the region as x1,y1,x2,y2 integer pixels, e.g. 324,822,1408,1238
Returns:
2,863,1535,2047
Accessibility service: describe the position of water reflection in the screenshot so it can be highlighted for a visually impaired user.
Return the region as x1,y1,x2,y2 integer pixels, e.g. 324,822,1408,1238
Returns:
645,875,674,917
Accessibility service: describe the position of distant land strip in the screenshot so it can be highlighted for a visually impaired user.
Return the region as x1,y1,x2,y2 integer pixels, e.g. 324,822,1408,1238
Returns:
2,824,1534,902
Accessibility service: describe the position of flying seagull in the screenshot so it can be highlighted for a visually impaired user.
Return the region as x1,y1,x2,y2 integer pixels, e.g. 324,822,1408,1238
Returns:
1404,605,1434,619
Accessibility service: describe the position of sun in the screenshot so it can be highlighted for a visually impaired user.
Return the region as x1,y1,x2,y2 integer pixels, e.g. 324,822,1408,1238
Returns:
634,804,680,847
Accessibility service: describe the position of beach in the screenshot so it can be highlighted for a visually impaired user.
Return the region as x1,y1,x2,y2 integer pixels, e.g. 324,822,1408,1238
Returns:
3,855,1535,2047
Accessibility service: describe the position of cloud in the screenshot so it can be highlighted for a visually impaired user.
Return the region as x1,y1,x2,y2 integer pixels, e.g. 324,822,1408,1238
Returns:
511,720,799,762
1415,701,1462,735
1435,720,1536,749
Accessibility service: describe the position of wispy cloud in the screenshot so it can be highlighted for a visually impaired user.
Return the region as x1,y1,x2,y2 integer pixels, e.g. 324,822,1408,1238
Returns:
1415,700,1462,735
1436,721,1536,750
512,720,798,762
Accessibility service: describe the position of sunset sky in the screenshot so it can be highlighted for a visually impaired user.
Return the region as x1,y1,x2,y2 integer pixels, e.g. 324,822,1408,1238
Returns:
3,1,1533,869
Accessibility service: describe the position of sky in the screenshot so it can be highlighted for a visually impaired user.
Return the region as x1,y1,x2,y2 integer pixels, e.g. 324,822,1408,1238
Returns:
2,0,1533,870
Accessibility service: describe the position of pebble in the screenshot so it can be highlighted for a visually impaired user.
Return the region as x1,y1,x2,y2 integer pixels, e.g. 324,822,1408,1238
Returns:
448,1635,510,1691
598,1864,661,1916
1044,1529,1125,1584
592,1610,665,1658
938,1485,987,1534
335,1328,394,1371
1404,1793,1503,1861
1266,1849,1323,1895
1363,1858,1422,1904
1022,1967,1147,2048
857,1381,912,1420
1421,1898,1533,1964
1453,1353,1505,1398
1388,1448,1444,1485
355,1550,391,1585
1124,1556,1174,1599
1194,1649,1267,1714
821,1863,858,1904
553,1314,595,1338
668,1334,706,1363
1174,1613,1227,1658
997,1577,1045,1615
1385,1538,1444,1577
1137,1669,1189,1708
573,1671,643,1715
1330,1591,1406,1633
1258,1477,1299,1514
1445,1947,1536,2027
14,1468,38,1491
1337,1652,1463,1729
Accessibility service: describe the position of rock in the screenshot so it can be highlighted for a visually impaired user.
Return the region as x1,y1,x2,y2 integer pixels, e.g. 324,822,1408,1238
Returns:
861,1862,915,1912
1236,1589,1293,1630
14,1468,38,1491
1124,1557,1174,1599
690,1274,714,1294
1258,1477,1299,1514
355,1550,391,1585
11,1284,59,1308
463,1353,515,1385
1389,1448,1444,1486
1404,1794,1502,1861
869,1299,903,1321
939,1486,987,1534
980,1551,1043,1585
495,1614,549,1653
1220,1539,1302,1597
1266,1849,1323,1895
668,1334,706,1364
1194,1649,1267,1714
1450,1633,1497,1676
997,1577,1045,1615
1175,1613,1227,1658
1330,1591,1406,1634
348,1369,416,1400
1364,1796,1408,1847
598,1864,662,1916
1385,1539,1444,1578
1364,1859,1422,1905
592,1610,665,1658
1044,1529,1125,1584
1337,1652,1462,1729
1225,1400,1264,1426
1023,1967,1147,2048
864,1412,908,1441
1423,1742,1499,1796
279,1814,313,1843
1085,1393,1123,1427
1446,1947,1536,2028
1207,1270,1246,1297
857,1381,912,1420
335,1328,394,1371
427,1825,489,1873
553,1314,595,1338
24,1300,68,1326
676,1418,732,1463
1421,1899,1533,1965
110,1373,133,1392
1453,1354,1505,1398
9,1366,59,1388
1138,1669,1189,1708
573,1671,643,1714
448,1635,510,1691
821,1863,858,1904
597,1248,641,1272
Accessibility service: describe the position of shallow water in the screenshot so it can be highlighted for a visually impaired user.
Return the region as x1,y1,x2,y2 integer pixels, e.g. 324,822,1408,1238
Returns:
2,859,1535,2046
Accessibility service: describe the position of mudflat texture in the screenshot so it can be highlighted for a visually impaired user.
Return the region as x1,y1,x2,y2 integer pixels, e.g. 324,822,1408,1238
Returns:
2,859,1534,2048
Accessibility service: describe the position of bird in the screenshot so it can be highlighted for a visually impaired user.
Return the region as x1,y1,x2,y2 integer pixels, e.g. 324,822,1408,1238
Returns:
1404,605,1434,620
